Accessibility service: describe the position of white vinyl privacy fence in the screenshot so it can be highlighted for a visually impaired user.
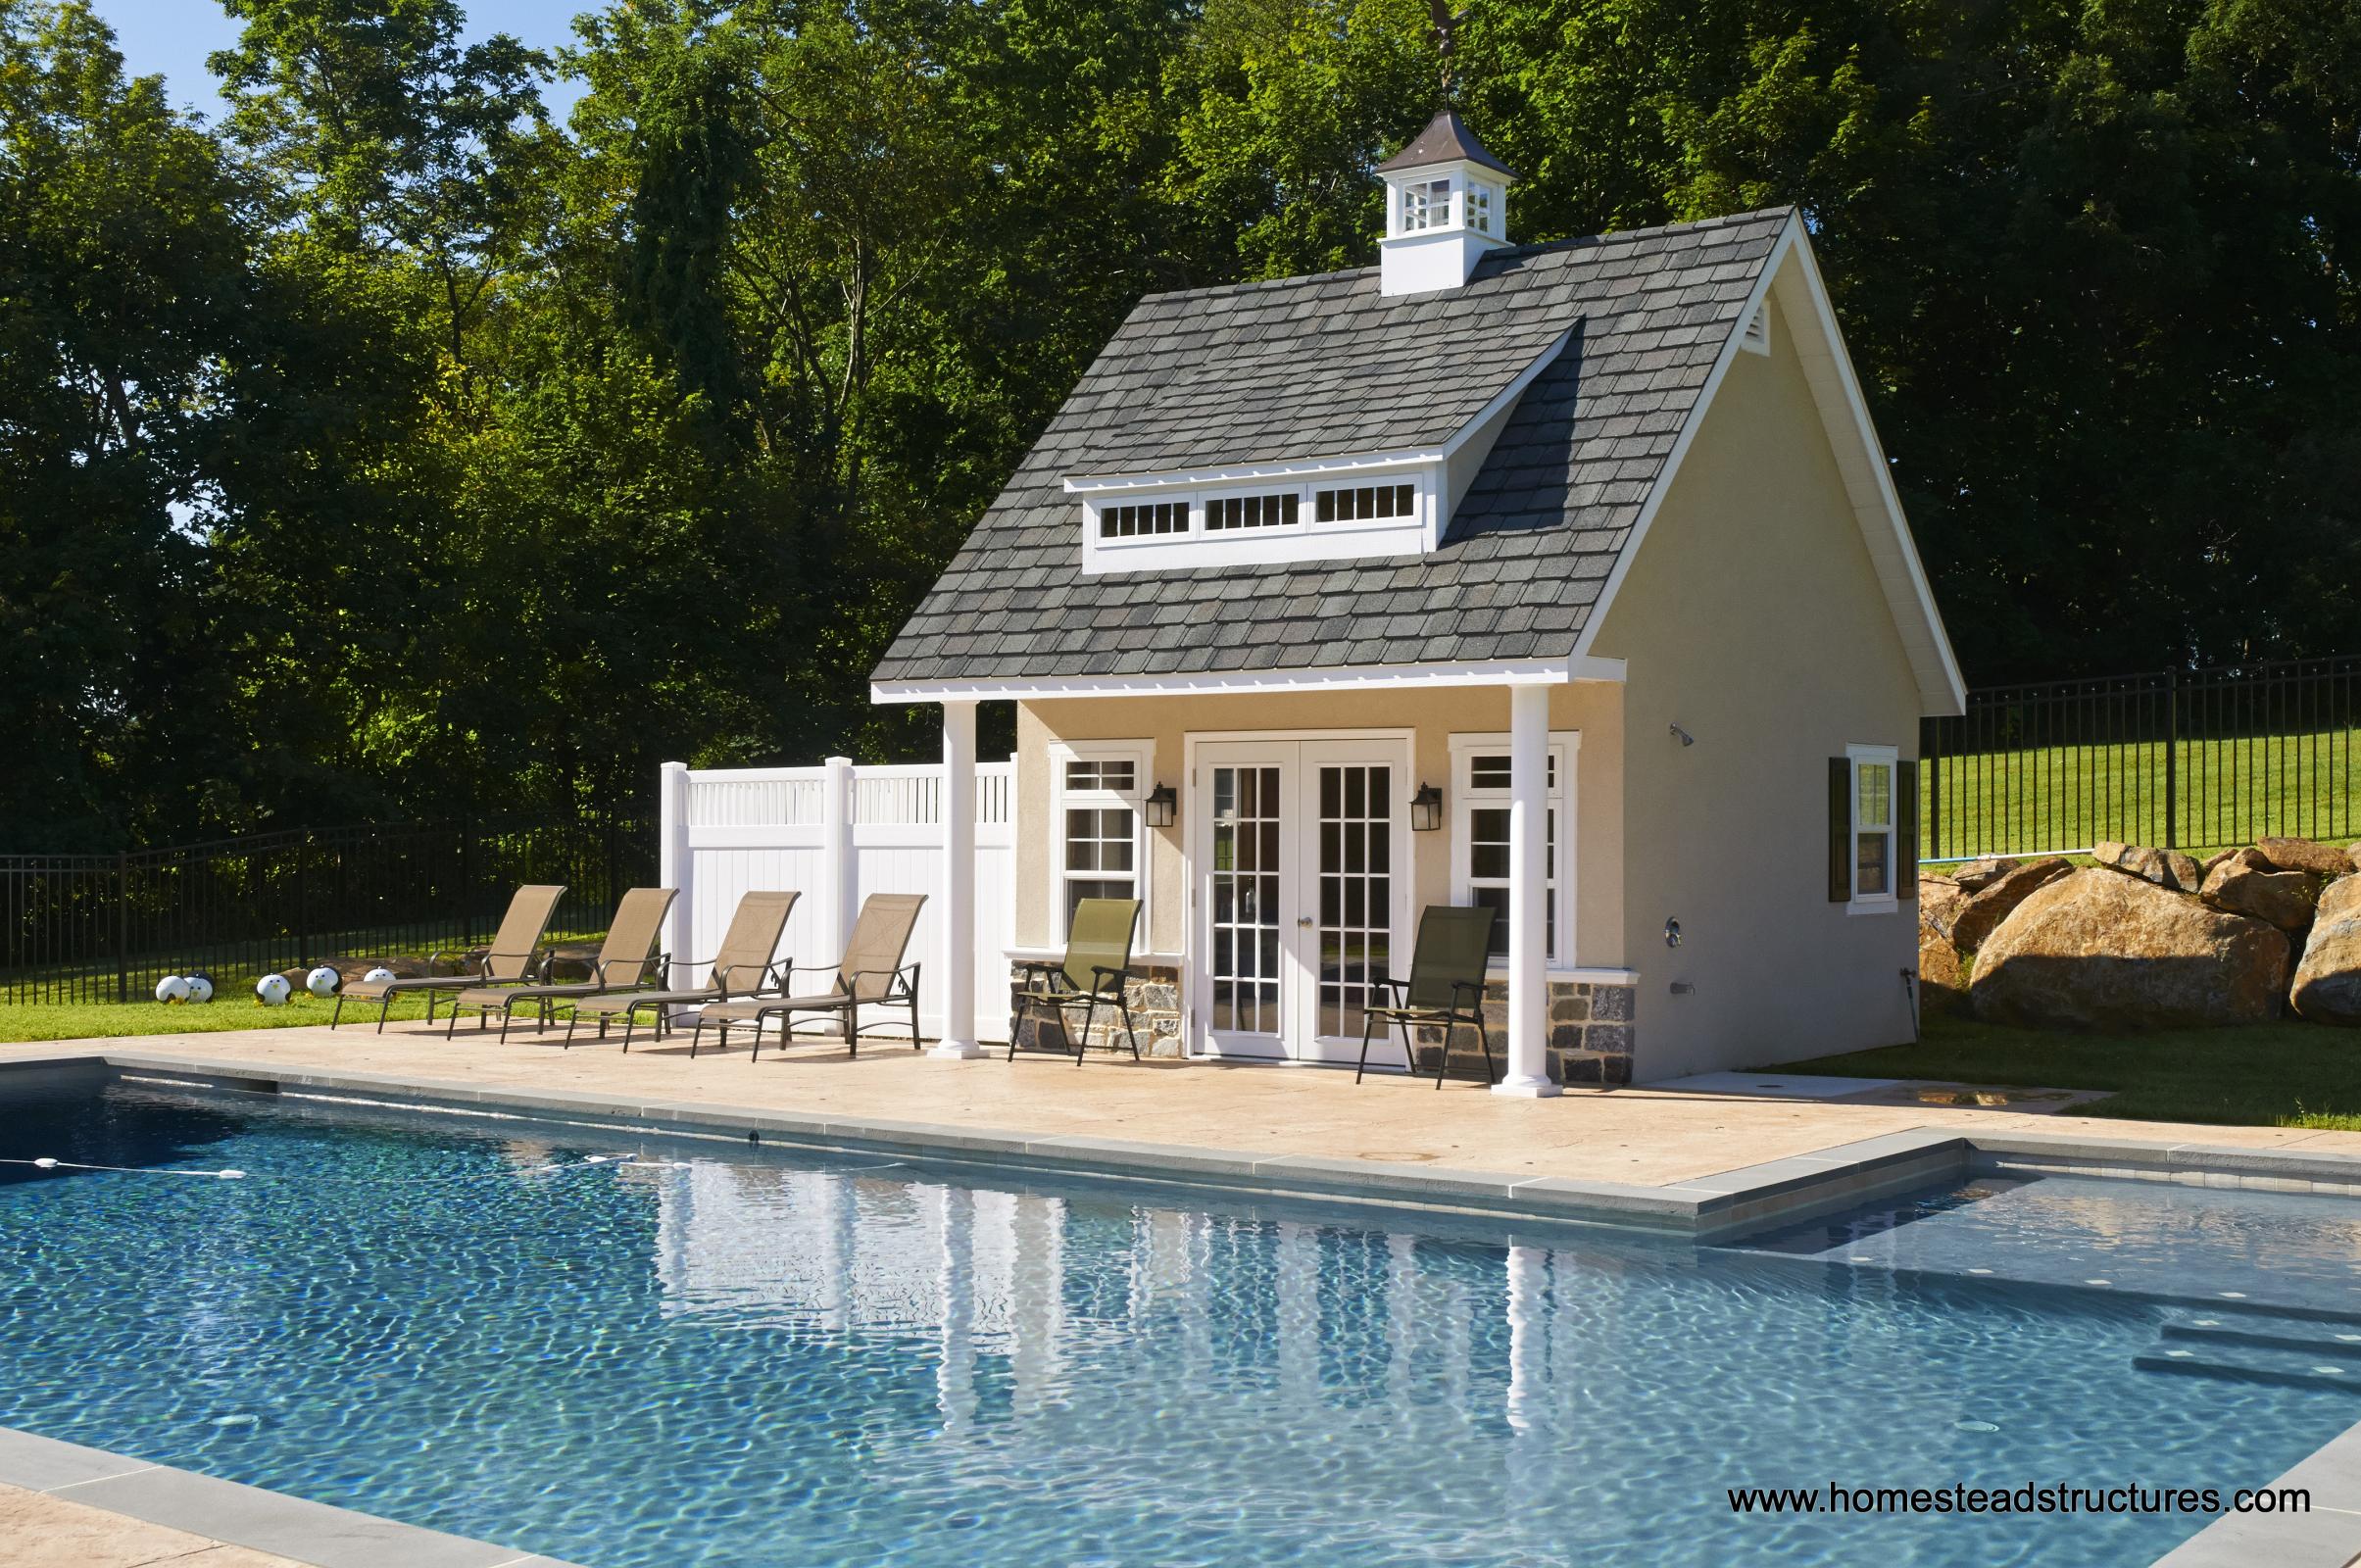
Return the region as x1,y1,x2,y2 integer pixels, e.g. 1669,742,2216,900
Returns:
658,758,1016,1043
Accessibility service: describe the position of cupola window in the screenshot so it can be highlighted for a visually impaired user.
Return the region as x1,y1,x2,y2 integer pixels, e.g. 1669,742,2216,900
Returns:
1402,178,1452,234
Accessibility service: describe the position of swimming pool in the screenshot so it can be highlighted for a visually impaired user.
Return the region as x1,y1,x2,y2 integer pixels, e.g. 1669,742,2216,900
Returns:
0,1078,2353,1566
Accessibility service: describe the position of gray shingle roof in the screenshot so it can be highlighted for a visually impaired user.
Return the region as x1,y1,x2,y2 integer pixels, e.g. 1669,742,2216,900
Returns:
873,207,1793,687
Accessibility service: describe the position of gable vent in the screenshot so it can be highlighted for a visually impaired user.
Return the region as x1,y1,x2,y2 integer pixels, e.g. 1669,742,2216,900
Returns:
1740,304,1770,356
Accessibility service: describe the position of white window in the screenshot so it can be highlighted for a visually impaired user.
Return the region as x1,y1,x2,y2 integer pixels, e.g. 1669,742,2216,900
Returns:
1402,177,1451,233
1314,482,1414,522
1050,742,1150,935
1450,732,1578,966
1467,181,1495,235
1098,499,1189,539
1077,468,1432,574
1847,744,1897,909
1204,491,1300,531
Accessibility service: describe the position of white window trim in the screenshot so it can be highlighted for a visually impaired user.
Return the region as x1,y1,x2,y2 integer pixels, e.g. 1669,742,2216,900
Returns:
1047,740,1153,943
1845,742,1899,915
1449,731,1579,968
1077,469,1436,574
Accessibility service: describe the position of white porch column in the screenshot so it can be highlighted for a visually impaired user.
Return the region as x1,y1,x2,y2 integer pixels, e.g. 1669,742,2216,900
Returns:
931,699,986,1058
658,760,694,990
1494,684,1561,1097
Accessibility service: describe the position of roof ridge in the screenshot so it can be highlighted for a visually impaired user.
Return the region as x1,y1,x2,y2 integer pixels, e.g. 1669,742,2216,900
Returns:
1135,206,1795,307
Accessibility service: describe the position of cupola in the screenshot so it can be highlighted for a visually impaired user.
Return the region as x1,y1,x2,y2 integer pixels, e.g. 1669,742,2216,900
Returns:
1375,111,1516,297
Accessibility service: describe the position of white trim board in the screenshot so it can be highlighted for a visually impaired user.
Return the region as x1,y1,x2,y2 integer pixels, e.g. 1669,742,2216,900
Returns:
873,656,1627,706
1566,214,1967,716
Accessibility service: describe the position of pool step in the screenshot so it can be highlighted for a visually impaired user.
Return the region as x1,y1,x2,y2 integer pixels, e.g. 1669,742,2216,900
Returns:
2137,1313,2361,1396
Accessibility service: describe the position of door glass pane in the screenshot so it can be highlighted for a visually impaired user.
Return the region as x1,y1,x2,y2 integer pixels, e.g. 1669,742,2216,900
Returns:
1318,763,1391,1039
1210,765,1283,1035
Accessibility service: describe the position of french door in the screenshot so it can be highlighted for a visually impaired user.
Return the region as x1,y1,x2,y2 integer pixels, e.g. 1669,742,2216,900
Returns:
1193,738,1411,1065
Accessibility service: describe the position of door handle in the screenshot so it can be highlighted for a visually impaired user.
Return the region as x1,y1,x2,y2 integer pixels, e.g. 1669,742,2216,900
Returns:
1297,916,1315,928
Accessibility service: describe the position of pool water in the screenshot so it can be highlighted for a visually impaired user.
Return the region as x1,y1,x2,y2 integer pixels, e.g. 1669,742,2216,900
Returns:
1,1081,2356,1567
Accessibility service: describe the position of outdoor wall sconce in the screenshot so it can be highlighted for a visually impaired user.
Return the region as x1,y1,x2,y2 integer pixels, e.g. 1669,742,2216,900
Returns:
1669,723,1696,747
1144,784,1176,828
1410,784,1445,832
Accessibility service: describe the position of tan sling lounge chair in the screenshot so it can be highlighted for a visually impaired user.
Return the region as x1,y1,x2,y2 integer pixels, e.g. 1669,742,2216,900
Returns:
691,892,926,1060
565,890,800,1051
446,886,678,1042
331,883,567,1033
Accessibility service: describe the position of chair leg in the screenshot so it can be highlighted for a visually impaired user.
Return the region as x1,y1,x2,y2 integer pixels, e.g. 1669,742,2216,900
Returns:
1118,995,1140,1059
446,1002,459,1041
377,992,394,1035
621,1011,636,1054
332,995,344,1030
1356,1007,1377,1085
910,992,921,1052
1434,1017,1451,1090
1468,1013,1497,1086
1075,996,1096,1065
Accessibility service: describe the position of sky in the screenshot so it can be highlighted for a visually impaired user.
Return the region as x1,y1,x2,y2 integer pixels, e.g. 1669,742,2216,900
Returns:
86,0,593,122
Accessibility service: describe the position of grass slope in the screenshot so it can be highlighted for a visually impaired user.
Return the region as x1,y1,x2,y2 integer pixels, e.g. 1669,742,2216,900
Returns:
1926,726,2361,859
1791,1011,2361,1132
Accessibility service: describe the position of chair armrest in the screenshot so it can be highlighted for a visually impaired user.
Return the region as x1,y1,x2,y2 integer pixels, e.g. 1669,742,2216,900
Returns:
712,960,774,996
594,954,665,987
478,949,543,981
1447,979,1486,1007
1088,965,1134,995
844,962,919,1000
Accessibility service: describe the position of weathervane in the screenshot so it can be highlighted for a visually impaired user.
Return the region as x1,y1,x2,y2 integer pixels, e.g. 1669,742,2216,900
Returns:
1429,0,1470,99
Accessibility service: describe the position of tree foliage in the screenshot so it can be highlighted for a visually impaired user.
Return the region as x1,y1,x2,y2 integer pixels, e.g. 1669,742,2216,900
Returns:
1,0,2355,849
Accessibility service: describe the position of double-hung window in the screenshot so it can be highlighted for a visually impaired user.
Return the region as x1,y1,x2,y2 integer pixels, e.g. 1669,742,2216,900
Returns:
1845,744,1898,908
1051,743,1149,935
1450,733,1577,964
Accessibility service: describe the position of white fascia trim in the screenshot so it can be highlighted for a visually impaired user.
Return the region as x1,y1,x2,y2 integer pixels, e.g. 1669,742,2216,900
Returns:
1567,214,1967,717
1061,326,1575,495
871,656,1621,706
1776,230,1970,717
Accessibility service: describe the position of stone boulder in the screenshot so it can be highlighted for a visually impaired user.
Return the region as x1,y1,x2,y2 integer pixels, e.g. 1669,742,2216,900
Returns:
2257,836,2353,878
1916,932,1967,1015
2092,842,2204,892
2199,849,2321,934
2291,875,2361,1026
1950,857,2074,953
1970,868,2290,1029
1918,874,1970,943
1951,858,2020,893
2350,843,2361,874
2199,849,2240,885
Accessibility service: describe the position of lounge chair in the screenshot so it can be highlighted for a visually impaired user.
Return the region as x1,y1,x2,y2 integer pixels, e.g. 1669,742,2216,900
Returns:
1010,897,1142,1064
446,886,677,1042
1356,905,1498,1088
565,890,799,1051
692,892,926,1061
331,884,567,1033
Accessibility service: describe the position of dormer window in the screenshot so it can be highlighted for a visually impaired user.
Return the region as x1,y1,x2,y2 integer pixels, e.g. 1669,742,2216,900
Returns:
1316,483,1414,522
1099,500,1189,538
1074,466,1436,574
1206,492,1300,531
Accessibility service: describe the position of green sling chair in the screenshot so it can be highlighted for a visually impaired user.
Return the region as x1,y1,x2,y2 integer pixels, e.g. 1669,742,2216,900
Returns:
1357,905,1498,1088
1012,897,1144,1064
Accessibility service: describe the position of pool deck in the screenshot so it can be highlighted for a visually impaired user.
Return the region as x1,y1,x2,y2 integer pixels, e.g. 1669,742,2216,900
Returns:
8,1021,2361,1568
6,1019,2359,1193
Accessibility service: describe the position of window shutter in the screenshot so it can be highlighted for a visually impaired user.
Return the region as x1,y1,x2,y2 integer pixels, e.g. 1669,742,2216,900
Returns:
1828,758,1850,903
1897,760,1919,899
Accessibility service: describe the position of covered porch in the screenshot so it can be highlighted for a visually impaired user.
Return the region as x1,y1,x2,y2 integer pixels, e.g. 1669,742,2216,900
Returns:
895,661,1639,1095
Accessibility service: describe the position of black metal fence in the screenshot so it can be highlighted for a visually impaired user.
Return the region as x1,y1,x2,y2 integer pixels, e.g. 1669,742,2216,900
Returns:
1922,655,2361,860
1,820,655,1004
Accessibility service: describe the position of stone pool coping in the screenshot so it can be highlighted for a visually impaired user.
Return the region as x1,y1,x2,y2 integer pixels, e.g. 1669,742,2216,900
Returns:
0,1427,580,1568
8,1047,2361,1568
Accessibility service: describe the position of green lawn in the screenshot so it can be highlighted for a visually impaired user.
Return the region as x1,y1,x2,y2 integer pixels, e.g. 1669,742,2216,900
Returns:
0,990,438,1042
1789,1010,2361,1132
1925,726,2360,860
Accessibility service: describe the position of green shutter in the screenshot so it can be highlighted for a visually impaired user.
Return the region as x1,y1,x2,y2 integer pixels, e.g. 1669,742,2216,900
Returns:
1897,759,1919,899
1829,757,1850,903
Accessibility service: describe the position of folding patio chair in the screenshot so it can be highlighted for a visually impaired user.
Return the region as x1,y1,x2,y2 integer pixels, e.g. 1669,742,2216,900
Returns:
1357,905,1497,1088
1011,897,1143,1064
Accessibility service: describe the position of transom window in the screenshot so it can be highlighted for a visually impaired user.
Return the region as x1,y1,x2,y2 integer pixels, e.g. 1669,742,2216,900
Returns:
1316,483,1415,523
1205,492,1300,531
1098,500,1188,539
1053,744,1149,934
1450,734,1577,966
1402,177,1451,233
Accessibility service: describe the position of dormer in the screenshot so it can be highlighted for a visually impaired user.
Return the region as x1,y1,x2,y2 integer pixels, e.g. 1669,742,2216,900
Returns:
1376,111,1516,297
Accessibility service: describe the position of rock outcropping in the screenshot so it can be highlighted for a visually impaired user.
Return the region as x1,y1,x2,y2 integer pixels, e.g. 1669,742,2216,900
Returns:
1967,869,2291,1029
2291,876,2361,1026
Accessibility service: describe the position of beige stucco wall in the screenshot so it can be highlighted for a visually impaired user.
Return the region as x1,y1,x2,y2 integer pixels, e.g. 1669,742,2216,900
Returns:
1587,280,1924,1078
1012,685,1625,971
